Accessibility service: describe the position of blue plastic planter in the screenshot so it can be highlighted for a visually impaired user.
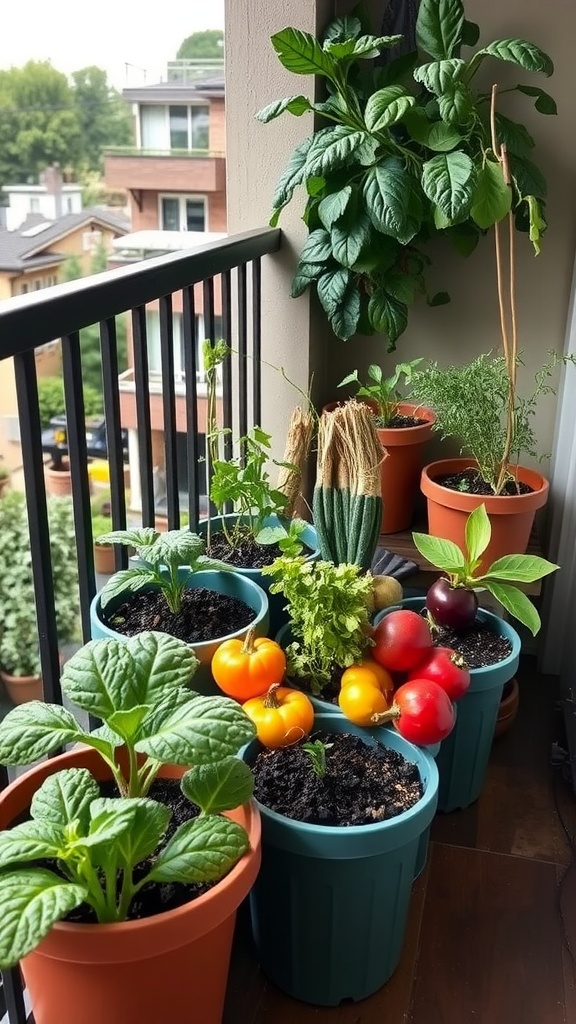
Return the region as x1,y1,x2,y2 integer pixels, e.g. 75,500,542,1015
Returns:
241,712,438,1005
374,597,521,812
90,569,269,694
198,514,320,638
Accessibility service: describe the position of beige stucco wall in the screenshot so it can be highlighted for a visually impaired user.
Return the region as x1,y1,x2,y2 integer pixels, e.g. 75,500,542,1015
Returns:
225,0,576,470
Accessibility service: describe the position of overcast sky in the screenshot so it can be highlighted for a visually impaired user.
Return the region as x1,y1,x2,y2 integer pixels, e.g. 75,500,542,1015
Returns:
0,0,225,89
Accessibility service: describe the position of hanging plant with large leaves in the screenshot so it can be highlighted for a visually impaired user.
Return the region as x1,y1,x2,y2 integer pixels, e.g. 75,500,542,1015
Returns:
257,0,554,347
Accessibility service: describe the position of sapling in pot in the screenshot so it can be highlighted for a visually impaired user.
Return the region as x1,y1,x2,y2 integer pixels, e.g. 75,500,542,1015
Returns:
338,360,424,427
412,503,559,635
0,631,257,966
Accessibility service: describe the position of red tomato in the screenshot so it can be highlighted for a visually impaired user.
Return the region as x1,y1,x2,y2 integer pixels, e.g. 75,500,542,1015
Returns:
372,610,433,673
406,646,471,702
390,679,456,746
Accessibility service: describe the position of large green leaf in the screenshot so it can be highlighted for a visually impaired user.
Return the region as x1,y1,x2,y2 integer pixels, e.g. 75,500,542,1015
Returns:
181,757,254,814
421,151,474,219
437,84,474,125
135,692,256,765
331,210,372,268
298,228,333,264
474,39,554,76
0,702,82,765
290,260,326,298
0,822,63,871
318,186,352,230
509,154,547,200
416,0,465,60
148,815,249,885
413,59,465,95
483,581,541,635
270,135,314,219
495,114,535,159
317,273,361,340
464,505,491,566
254,95,313,123
426,121,463,151
270,28,338,78
0,869,87,969
97,567,157,609
323,15,362,43
482,554,559,584
306,126,374,177
364,86,414,132
515,84,557,115
368,291,408,345
325,34,403,61
363,158,411,237
411,531,465,571
64,632,197,723
30,768,99,833
471,160,512,229
82,798,148,852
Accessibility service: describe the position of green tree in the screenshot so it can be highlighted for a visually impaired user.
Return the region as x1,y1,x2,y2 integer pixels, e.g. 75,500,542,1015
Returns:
61,254,82,281
71,66,133,173
0,62,81,187
177,30,224,59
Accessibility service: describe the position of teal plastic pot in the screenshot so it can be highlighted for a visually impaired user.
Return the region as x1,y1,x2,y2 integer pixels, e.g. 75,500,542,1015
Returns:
90,570,269,695
198,514,320,638
374,597,521,812
241,712,438,1005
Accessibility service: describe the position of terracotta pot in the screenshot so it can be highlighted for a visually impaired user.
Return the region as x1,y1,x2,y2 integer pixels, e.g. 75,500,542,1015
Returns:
420,458,549,570
45,460,73,497
322,401,435,533
0,746,262,1024
93,542,116,576
0,667,43,704
494,677,520,739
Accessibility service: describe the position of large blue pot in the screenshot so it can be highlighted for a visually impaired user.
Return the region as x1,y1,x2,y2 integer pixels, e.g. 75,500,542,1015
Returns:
374,597,521,812
241,711,438,1006
198,514,320,638
90,569,269,695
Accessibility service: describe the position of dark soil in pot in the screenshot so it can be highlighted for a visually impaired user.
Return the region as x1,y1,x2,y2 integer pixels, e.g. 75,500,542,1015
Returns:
104,588,254,643
206,528,284,569
432,619,512,668
252,731,423,826
435,468,533,496
375,414,428,429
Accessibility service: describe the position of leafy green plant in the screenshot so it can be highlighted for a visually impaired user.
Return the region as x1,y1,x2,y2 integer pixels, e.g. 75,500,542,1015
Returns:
338,359,423,425
410,350,573,493
413,503,558,633
0,492,80,677
262,557,374,694
302,738,332,777
259,0,554,344
96,527,230,615
37,375,102,425
91,512,113,541
0,631,256,964
203,339,304,555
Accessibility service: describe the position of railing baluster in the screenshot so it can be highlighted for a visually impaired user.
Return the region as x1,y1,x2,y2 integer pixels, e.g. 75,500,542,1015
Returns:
13,350,62,706
1,966,27,1024
221,270,233,463
203,278,215,343
237,264,248,447
182,285,200,532
132,305,155,527
159,295,179,529
252,258,262,429
61,332,95,641
100,317,128,570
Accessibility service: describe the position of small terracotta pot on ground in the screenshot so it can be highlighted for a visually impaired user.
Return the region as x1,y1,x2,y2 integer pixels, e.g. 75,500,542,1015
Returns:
0,667,43,704
420,458,549,570
0,746,262,1024
93,542,116,576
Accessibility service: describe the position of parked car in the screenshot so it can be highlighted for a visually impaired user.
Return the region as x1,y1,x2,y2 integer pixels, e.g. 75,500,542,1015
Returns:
41,416,129,462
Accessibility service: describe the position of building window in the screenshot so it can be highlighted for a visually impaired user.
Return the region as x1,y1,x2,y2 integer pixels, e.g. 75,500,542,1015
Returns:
169,106,188,149
29,198,40,213
34,280,42,290
140,103,209,152
21,283,28,294
145,309,221,381
191,106,209,149
83,229,103,252
160,195,206,232
66,197,73,213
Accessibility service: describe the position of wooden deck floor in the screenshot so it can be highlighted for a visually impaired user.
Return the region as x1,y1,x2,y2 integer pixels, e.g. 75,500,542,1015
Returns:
223,656,576,1024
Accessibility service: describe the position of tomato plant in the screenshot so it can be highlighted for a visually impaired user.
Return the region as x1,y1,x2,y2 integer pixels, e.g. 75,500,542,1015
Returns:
211,627,286,700
381,679,456,746
243,684,314,748
371,609,433,672
407,646,471,701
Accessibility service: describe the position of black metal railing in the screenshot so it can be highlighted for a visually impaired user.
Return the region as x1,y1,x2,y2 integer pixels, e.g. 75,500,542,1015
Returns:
0,226,281,1024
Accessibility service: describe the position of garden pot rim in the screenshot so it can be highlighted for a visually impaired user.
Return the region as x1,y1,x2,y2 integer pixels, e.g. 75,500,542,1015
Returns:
197,512,320,572
421,458,549,513
0,744,262,963
90,568,269,648
323,399,436,436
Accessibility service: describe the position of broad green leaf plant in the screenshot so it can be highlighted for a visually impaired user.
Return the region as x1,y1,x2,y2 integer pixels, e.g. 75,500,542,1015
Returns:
338,359,423,425
412,504,558,634
259,0,554,345
0,631,256,966
96,527,230,615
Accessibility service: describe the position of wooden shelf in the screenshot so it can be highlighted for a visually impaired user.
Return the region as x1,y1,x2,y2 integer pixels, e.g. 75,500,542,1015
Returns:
379,520,544,596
